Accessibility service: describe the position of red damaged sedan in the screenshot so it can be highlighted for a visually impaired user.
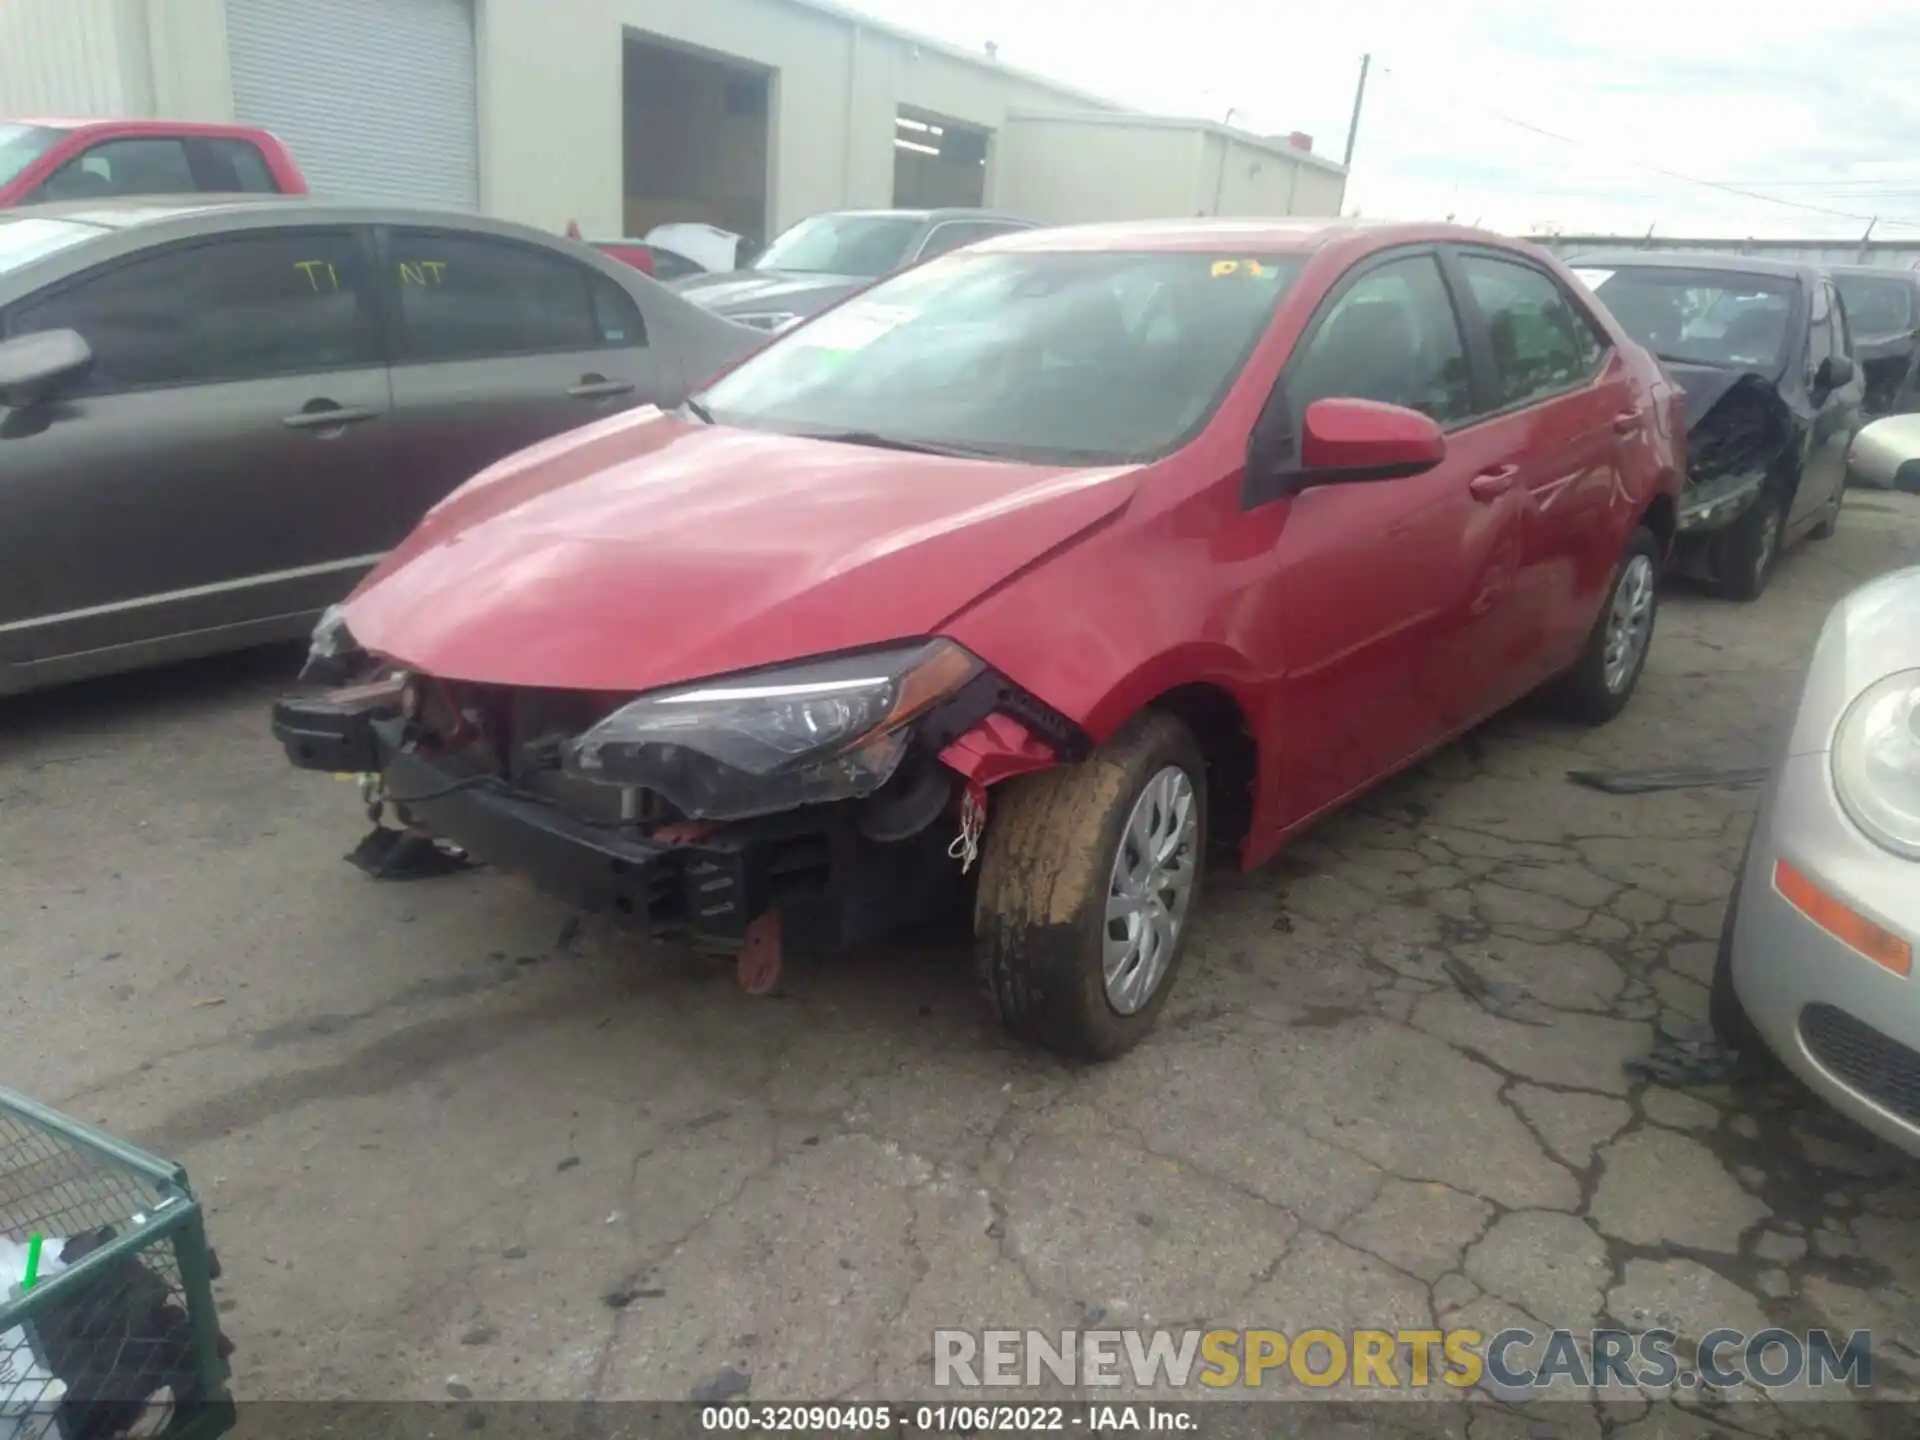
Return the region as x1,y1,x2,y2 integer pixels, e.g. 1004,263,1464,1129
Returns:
275,219,1683,1060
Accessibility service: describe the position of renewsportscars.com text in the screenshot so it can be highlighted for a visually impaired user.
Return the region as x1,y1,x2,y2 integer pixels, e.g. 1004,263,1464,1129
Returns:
933,1327,1873,1392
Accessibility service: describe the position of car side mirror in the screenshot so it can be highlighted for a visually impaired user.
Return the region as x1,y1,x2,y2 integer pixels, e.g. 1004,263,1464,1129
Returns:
1246,395,1447,505
0,328,92,410
1820,354,1856,392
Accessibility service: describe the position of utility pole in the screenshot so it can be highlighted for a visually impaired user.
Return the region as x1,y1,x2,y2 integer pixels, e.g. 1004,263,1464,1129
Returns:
1342,53,1371,169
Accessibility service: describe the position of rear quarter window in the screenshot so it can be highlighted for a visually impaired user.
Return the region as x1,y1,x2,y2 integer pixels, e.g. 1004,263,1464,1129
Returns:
189,138,280,194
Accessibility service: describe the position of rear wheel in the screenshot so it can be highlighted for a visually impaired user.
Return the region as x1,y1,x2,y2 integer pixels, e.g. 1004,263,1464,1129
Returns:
1540,525,1660,725
1714,488,1785,600
973,712,1207,1060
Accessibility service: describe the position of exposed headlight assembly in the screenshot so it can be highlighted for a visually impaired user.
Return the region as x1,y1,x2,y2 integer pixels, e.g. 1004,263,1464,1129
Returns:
1832,669,1920,860
299,603,366,686
565,640,983,819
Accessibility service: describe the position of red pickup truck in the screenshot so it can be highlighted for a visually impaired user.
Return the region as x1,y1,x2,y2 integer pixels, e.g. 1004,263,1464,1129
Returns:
0,118,307,207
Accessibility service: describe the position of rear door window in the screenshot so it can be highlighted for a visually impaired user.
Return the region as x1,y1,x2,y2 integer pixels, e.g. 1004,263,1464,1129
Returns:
31,138,198,202
387,230,636,361
1455,252,1608,409
6,229,375,391
1287,252,1476,425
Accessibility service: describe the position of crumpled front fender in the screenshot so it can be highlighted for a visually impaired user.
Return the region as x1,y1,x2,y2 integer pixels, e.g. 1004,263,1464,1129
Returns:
938,713,1062,790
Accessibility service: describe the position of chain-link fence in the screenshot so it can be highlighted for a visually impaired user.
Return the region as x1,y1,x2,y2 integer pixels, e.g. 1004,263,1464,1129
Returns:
1,1086,232,1440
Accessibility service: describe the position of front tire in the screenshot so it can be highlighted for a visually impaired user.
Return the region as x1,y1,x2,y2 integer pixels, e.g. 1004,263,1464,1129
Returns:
1811,478,1845,540
1714,488,1785,600
973,712,1207,1061
1541,525,1661,725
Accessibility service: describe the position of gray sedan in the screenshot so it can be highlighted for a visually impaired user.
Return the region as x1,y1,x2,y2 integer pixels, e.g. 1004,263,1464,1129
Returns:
1714,418,1920,1148
0,198,762,695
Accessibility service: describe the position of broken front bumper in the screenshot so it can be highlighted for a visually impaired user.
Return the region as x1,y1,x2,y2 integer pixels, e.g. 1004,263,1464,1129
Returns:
270,691,957,949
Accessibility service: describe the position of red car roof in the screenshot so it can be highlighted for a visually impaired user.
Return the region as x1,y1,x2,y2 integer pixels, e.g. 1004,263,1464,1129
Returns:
10,117,281,139
981,217,1537,258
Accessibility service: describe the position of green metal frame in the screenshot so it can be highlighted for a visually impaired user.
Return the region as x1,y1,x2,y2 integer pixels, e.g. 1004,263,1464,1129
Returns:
0,1084,234,1440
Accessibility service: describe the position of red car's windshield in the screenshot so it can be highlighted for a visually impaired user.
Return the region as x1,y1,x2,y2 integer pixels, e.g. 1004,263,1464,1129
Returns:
698,249,1305,465
0,124,65,189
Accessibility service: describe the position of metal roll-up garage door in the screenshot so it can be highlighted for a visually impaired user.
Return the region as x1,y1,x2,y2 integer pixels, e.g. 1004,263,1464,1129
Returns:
226,0,479,209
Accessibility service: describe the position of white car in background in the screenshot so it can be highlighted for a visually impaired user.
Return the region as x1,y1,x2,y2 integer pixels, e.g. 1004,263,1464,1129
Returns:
1849,412,1920,492
1715,420,1920,1151
579,223,750,283
643,222,749,276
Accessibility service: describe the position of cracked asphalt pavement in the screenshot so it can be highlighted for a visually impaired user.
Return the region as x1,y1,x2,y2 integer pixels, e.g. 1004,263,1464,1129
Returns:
5,492,1920,1435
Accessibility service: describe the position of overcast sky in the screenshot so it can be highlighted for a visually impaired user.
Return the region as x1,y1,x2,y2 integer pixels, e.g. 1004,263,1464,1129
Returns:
845,0,1920,242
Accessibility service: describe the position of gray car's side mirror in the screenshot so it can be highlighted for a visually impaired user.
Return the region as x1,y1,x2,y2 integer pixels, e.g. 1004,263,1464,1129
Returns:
1819,354,1856,392
0,328,92,410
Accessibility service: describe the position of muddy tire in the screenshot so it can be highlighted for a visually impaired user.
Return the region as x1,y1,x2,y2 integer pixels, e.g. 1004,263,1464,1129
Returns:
973,711,1207,1061
1714,488,1785,600
1540,525,1661,725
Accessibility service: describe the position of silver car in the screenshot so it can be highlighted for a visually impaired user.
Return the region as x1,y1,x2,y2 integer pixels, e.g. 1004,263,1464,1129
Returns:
1848,410,1920,492
0,198,763,696
1715,422,1920,1148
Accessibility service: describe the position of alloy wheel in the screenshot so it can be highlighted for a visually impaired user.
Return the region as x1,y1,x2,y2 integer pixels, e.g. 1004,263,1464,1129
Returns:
1603,553,1656,693
1103,766,1200,1015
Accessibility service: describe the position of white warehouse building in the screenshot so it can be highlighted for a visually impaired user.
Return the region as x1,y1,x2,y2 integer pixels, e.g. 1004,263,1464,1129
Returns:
0,0,1348,246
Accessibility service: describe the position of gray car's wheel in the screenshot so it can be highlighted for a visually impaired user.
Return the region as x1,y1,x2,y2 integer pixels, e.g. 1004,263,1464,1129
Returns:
1540,525,1660,725
973,711,1206,1061
1811,477,1845,540
1714,488,1785,601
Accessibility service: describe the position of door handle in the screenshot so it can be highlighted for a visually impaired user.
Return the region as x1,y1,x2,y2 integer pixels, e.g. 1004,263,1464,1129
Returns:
284,404,379,431
1468,465,1519,502
568,376,635,399
1612,408,1645,436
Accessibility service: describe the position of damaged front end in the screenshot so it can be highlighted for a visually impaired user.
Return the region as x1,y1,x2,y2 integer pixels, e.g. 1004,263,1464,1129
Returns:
1671,367,1795,539
271,636,1088,960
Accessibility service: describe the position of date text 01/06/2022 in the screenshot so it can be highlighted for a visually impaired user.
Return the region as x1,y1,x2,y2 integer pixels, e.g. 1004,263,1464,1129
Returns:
699,1404,1195,1432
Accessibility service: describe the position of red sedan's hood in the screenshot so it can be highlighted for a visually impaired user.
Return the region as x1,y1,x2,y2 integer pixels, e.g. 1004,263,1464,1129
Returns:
345,410,1139,692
